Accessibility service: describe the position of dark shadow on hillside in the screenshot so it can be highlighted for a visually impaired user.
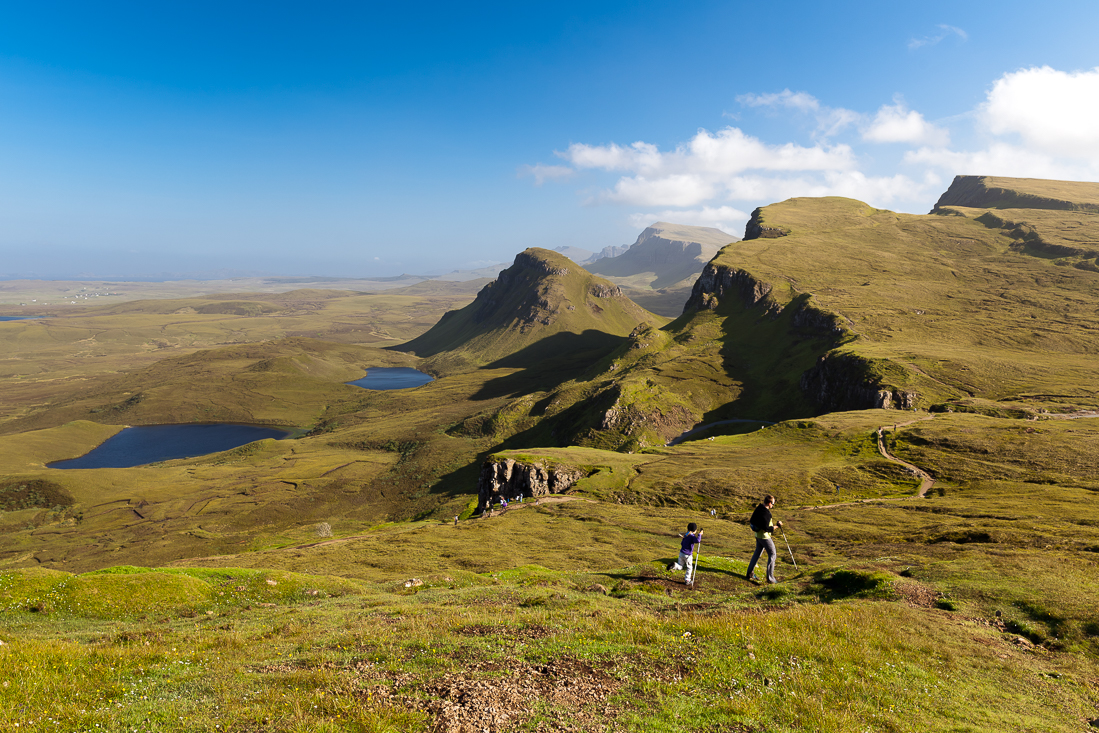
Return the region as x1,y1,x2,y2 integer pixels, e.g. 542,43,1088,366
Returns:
469,330,627,400
704,292,841,425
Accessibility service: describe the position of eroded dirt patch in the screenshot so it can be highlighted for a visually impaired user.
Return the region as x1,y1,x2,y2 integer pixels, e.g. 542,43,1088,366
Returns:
358,657,623,732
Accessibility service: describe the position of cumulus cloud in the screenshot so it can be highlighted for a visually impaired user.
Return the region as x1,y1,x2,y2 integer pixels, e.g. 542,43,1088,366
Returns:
905,142,1088,180
561,127,855,180
627,205,749,234
599,174,717,207
908,24,968,50
863,101,950,147
527,65,1099,231
982,66,1099,159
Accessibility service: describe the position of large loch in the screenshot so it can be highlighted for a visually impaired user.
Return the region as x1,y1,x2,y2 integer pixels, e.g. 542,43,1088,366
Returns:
49,424,291,469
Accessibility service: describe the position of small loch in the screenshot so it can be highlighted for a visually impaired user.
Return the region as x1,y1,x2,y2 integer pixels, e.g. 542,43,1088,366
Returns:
49,424,291,469
346,367,433,390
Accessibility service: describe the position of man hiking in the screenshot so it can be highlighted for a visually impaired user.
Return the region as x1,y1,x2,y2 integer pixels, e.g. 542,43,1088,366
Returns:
669,522,703,584
747,494,782,584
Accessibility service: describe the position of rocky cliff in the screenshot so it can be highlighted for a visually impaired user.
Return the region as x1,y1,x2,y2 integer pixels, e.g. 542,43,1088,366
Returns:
476,457,587,509
743,207,790,240
682,261,779,315
800,351,918,412
933,175,1099,213
395,248,662,367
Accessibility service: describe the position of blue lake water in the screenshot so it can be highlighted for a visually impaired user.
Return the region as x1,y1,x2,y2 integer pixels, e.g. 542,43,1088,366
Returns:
0,316,42,321
49,424,290,469
346,367,433,390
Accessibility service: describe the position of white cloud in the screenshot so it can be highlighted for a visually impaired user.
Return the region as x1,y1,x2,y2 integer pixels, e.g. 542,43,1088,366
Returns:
982,66,1099,159
517,163,575,186
738,89,821,113
908,24,968,50
599,174,716,207
737,89,859,139
561,127,855,181
530,65,1099,226
904,142,1089,180
627,206,750,235
561,141,662,173
863,101,950,147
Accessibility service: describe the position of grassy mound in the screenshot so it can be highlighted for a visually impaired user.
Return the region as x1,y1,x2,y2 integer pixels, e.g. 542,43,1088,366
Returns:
397,248,664,369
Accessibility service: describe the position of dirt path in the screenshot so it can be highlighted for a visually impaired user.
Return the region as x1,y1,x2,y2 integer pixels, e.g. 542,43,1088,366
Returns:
876,418,936,497
802,415,937,511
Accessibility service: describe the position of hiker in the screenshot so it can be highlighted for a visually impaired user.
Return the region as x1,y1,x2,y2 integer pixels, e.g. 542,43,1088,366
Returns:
747,494,781,584
669,522,703,582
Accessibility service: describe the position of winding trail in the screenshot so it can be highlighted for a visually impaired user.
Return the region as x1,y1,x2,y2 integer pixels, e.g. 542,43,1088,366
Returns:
876,415,936,497
802,414,937,511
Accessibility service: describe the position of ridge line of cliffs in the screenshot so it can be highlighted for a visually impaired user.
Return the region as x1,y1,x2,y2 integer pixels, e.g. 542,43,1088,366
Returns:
933,175,1099,214
681,255,918,413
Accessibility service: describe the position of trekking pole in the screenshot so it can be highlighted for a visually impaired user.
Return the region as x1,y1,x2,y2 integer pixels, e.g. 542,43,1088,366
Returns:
688,538,701,588
780,529,798,572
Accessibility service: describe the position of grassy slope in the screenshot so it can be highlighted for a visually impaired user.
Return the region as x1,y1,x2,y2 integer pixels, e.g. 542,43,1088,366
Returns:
1,181,1099,730
2,409,1098,731
0,283,485,425
398,248,665,368
718,196,1099,408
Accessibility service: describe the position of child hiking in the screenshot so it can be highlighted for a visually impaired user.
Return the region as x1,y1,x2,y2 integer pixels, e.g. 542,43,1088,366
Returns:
669,522,703,584
747,494,782,584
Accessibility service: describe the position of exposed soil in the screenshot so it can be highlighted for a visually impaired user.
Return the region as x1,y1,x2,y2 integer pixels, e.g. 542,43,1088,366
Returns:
893,579,941,608
876,421,936,497
356,656,626,732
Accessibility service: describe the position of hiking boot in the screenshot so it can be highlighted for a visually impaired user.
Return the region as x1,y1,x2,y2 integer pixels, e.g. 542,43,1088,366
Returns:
767,578,778,585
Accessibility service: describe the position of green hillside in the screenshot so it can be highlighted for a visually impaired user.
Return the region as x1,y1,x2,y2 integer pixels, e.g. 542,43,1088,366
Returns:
397,248,665,370
2,178,1099,731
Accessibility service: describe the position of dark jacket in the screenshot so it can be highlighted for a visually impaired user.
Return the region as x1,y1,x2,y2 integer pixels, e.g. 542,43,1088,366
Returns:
749,504,774,535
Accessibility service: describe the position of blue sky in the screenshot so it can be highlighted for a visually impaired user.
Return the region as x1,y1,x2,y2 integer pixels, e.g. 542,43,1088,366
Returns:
2,1,1098,279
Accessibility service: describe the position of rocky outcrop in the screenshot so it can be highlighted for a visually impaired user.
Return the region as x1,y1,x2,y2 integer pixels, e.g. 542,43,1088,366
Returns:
800,351,917,412
397,247,658,363
584,244,631,263
743,207,789,240
790,299,849,336
932,175,1099,213
477,458,587,508
683,262,779,315
589,283,622,299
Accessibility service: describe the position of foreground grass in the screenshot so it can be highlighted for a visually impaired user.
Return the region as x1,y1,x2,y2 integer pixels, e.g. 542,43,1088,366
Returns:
1,562,1096,733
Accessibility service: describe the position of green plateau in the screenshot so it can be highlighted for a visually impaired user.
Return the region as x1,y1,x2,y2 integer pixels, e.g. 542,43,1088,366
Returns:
0,175,1097,732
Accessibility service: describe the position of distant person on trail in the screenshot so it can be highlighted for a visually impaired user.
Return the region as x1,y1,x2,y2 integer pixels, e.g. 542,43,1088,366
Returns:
747,494,781,584
669,523,703,583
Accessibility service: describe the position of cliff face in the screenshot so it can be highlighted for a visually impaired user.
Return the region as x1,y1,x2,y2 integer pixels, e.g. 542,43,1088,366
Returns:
476,457,586,509
743,207,790,240
933,175,1099,213
800,352,917,412
395,248,661,366
682,262,778,315
472,250,572,329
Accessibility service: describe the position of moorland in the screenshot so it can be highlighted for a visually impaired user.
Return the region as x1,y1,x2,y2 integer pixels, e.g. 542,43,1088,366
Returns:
0,175,1097,732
